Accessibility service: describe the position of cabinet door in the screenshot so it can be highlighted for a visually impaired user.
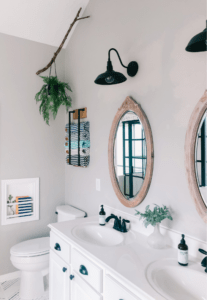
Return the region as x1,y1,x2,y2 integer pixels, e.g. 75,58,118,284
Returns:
70,271,102,300
49,250,70,300
105,275,140,300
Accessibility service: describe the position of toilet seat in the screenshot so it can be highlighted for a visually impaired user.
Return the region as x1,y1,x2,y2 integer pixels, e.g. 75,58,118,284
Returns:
10,237,49,257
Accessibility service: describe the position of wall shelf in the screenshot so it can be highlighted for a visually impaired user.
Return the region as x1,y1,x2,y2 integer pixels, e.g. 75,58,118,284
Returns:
1,178,39,225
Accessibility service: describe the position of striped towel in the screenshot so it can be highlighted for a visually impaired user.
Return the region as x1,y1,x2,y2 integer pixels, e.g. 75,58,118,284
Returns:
65,121,90,167
16,196,32,202
66,155,90,167
15,196,33,215
66,148,90,156
64,140,90,149
65,131,90,141
65,122,89,133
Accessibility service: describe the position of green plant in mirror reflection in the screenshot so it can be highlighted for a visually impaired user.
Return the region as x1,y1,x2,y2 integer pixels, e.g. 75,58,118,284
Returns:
135,204,173,228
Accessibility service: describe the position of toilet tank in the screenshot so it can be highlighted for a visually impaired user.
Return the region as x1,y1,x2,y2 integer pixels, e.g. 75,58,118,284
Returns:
56,205,86,222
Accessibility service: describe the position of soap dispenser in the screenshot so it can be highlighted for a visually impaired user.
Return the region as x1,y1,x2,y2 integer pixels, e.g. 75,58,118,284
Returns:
178,234,188,266
99,205,106,226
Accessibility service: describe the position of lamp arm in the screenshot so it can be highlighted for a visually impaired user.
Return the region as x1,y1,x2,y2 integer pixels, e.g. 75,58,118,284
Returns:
108,48,127,69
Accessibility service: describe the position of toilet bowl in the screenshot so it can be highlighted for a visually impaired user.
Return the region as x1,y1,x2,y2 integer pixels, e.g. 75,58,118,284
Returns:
10,205,86,300
10,237,49,299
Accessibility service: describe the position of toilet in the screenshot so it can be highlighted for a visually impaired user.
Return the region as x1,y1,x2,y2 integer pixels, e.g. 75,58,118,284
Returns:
10,205,86,300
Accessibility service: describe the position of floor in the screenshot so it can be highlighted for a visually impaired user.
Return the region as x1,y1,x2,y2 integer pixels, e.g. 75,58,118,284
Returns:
0,276,49,300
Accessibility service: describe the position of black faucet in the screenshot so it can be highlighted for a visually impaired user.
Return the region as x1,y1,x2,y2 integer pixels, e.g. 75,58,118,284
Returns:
105,214,129,233
198,249,207,273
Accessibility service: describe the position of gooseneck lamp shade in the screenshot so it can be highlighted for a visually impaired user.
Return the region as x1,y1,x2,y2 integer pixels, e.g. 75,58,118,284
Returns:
94,48,138,85
186,21,207,52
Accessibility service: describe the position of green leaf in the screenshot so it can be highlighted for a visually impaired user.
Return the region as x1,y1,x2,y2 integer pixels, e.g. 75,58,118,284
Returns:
134,204,173,227
35,75,72,125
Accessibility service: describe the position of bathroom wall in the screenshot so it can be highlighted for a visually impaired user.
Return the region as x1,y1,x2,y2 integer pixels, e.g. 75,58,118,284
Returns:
65,0,207,242
0,33,66,275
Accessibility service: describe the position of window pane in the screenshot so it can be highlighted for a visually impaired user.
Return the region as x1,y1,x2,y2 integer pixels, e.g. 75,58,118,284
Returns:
116,124,123,166
125,175,129,195
132,141,142,156
125,158,129,167
133,159,142,174
117,166,123,177
132,123,142,139
125,123,128,139
143,140,147,157
125,141,129,157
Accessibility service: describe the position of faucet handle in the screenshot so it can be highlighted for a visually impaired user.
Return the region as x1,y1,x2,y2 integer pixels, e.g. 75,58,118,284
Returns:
121,219,130,232
199,249,207,255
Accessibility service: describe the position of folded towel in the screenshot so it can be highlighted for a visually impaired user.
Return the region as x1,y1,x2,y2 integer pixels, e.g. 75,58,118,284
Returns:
16,205,33,214
65,121,90,167
65,121,89,133
65,140,90,149
66,155,90,167
65,131,90,141
66,148,89,156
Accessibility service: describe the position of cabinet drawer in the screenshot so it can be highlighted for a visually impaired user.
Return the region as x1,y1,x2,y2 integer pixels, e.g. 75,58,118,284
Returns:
71,248,103,293
50,231,70,264
105,275,140,300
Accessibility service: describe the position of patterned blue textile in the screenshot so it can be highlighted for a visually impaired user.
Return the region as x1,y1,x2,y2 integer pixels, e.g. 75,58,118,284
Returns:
65,121,90,167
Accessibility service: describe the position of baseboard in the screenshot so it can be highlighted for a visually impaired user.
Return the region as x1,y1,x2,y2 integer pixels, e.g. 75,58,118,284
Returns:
0,271,20,282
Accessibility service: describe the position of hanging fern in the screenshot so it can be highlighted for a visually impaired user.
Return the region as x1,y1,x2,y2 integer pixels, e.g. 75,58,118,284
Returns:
35,76,72,125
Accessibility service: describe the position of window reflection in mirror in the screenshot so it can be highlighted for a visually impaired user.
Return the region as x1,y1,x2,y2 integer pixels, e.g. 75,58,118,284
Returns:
114,111,147,200
195,111,207,206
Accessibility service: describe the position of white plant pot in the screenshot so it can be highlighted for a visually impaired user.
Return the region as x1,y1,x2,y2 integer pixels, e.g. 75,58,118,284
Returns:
147,223,166,249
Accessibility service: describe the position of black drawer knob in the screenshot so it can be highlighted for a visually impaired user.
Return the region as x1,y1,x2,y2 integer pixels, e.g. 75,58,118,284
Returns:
62,267,67,272
79,265,88,275
54,243,61,251
70,275,75,280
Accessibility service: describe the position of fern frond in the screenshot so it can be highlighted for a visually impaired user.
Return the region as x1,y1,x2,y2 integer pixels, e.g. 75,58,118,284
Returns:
35,76,72,125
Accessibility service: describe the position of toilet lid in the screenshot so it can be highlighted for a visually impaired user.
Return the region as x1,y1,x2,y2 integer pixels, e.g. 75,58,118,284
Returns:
10,237,50,257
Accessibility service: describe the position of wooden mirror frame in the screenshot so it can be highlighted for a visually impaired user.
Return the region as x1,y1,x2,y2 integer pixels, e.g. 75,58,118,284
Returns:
108,96,154,208
185,90,207,223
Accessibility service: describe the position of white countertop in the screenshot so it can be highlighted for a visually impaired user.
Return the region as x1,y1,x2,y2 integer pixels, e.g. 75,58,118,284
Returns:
48,216,201,300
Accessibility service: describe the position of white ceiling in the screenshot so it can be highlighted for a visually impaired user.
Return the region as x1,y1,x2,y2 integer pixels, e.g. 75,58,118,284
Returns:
0,0,89,48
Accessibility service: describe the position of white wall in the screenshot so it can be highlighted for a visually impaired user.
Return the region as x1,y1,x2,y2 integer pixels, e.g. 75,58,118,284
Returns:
65,0,206,242
0,33,66,275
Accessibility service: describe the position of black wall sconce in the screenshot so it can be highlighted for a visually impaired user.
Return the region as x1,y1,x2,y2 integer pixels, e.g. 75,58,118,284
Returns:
186,21,207,52
94,48,138,85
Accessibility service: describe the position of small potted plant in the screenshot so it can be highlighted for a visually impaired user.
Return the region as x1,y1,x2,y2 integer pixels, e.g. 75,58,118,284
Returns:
7,194,16,215
135,204,173,249
35,75,72,125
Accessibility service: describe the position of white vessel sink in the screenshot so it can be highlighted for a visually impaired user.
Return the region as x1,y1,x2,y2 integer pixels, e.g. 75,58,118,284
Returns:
146,258,207,300
72,223,134,247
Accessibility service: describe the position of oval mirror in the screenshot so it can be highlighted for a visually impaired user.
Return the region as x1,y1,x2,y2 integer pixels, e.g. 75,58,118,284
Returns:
185,90,207,223
108,97,154,207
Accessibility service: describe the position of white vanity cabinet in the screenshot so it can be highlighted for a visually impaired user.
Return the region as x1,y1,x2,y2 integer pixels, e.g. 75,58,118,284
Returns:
70,271,103,300
49,250,70,300
49,230,142,300
104,275,140,300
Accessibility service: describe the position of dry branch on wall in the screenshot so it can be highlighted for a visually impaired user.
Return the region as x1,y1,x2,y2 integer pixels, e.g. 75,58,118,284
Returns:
36,7,90,76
